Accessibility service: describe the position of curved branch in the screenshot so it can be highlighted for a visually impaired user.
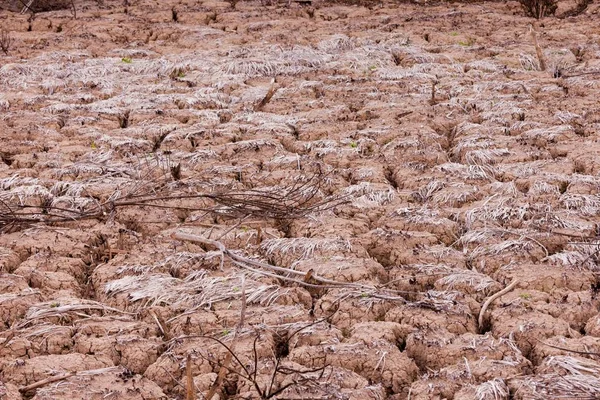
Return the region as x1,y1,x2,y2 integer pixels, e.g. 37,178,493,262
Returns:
478,279,519,330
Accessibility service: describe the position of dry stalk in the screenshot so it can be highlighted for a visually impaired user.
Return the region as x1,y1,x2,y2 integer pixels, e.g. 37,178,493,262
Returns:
186,354,195,400
0,29,12,55
254,79,278,111
149,309,170,340
18,367,120,395
478,279,519,330
20,0,35,14
19,372,76,394
538,340,600,357
0,329,15,348
429,79,438,105
529,25,546,71
70,0,77,18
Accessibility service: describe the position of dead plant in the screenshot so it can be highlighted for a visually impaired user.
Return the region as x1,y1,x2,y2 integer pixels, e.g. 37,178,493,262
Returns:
117,109,131,128
0,168,346,233
196,305,334,399
0,29,12,55
529,25,547,71
519,0,557,19
254,79,278,112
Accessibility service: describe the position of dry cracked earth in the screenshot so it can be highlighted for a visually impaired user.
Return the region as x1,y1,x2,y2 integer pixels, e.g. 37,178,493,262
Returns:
1,0,600,398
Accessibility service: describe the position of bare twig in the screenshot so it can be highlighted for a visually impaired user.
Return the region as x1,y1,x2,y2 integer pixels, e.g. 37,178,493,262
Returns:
205,277,246,400
478,279,519,330
538,340,600,357
19,372,76,394
19,0,35,14
0,170,346,233
198,325,329,398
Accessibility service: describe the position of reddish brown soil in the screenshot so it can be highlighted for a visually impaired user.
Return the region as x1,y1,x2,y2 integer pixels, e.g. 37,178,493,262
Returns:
2,0,600,399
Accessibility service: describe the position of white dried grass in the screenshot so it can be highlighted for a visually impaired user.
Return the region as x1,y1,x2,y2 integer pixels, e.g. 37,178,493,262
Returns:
104,271,286,310
436,269,497,293
216,44,329,78
436,162,467,176
497,161,542,179
411,289,466,312
18,299,129,329
488,182,519,197
431,183,479,207
182,149,219,164
0,184,52,206
375,67,436,81
521,125,572,142
481,103,528,123
261,237,352,260
465,196,529,229
222,58,281,77
519,363,600,399
526,203,583,231
20,324,72,345
471,239,533,258
529,181,560,196
50,195,96,211
542,355,600,376
547,251,590,269
317,34,356,53
474,378,509,400
466,164,497,181
344,182,396,208
466,60,501,73
555,110,582,124
452,135,495,156
303,139,337,155
561,193,600,216
413,180,445,203
519,53,541,71
49,182,86,198
409,263,497,293
280,46,330,70
0,175,40,190
463,148,510,166
394,205,445,225
548,240,600,270
227,138,280,152
458,229,495,245
382,137,421,152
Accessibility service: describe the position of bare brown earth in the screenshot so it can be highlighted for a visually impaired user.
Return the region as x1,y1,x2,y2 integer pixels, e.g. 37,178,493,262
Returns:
2,0,600,398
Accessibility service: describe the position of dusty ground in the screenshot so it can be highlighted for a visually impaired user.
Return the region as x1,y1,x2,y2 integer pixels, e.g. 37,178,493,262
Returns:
1,0,600,398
